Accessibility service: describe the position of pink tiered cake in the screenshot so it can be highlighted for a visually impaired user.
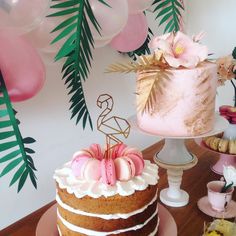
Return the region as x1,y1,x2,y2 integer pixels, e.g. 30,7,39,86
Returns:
136,32,217,136
137,62,217,136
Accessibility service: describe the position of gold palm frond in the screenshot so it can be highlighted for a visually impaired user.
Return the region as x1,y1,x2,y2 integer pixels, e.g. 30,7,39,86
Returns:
106,53,168,74
136,70,172,114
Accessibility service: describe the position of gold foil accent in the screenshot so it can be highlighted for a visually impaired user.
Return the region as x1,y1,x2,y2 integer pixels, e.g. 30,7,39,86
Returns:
184,70,215,135
136,69,172,115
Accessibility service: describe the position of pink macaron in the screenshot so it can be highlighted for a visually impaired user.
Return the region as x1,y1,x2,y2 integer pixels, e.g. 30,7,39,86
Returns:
83,159,101,180
230,116,236,124
219,105,232,114
71,157,101,180
72,149,94,160
111,143,127,159
123,148,144,176
228,111,236,118
71,156,90,178
114,157,135,181
90,143,104,160
101,158,117,185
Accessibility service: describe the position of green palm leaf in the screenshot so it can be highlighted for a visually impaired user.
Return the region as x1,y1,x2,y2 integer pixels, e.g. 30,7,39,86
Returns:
0,72,37,192
153,0,184,33
49,0,108,129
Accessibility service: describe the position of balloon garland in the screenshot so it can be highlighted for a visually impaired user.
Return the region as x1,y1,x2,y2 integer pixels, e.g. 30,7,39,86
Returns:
0,0,184,192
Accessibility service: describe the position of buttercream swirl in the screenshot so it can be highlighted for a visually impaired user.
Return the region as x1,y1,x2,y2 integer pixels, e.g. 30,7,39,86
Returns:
54,160,158,198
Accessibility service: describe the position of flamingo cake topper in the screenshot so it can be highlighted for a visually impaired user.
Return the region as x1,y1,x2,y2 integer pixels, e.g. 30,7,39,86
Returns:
97,94,131,150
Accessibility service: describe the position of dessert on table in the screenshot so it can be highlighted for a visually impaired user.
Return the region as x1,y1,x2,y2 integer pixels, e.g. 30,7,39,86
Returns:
108,31,218,137
54,143,159,236
203,105,236,155
203,219,236,236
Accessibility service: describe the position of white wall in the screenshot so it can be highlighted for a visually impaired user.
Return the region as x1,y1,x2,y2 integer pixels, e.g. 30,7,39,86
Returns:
1,0,235,229
185,0,236,107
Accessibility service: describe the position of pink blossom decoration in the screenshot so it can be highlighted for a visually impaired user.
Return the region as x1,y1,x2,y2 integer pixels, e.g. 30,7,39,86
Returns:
149,31,208,69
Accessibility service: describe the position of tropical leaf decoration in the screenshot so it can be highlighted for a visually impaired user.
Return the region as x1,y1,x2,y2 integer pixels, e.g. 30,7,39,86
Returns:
106,54,172,114
0,72,37,192
49,0,108,130
106,53,169,74
153,0,185,33
136,69,171,114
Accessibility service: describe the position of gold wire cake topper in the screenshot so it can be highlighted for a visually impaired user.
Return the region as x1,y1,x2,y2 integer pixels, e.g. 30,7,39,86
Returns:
97,94,130,158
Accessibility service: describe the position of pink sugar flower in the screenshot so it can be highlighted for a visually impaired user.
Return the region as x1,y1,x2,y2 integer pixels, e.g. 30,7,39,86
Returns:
149,31,208,69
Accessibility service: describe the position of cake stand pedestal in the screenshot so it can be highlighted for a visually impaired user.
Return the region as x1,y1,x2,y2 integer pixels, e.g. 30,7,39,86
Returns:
130,114,228,207
155,145,198,207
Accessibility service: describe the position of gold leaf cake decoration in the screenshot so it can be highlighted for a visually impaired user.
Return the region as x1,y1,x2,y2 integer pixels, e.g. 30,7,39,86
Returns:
106,53,172,115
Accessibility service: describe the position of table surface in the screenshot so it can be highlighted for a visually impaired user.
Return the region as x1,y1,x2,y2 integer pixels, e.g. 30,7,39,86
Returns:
2,139,236,236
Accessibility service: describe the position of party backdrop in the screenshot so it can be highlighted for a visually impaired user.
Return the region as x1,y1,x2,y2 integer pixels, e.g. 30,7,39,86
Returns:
0,0,236,230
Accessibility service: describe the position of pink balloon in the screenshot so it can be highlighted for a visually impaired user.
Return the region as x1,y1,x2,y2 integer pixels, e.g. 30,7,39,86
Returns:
0,31,46,102
109,13,148,53
89,0,128,41
127,0,153,14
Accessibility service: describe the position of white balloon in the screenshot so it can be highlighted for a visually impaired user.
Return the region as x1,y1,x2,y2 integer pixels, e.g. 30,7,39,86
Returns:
24,16,65,54
89,0,128,41
0,0,49,34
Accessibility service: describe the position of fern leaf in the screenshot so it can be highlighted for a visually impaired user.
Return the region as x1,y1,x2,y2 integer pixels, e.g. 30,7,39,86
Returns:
18,169,29,192
0,158,23,177
153,0,184,33
49,0,109,129
0,150,21,164
0,72,37,192
9,163,26,187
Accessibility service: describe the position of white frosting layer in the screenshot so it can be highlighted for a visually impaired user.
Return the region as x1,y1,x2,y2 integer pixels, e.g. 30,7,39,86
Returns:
58,218,159,236
56,192,158,219
54,160,158,198
57,226,62,236
57,208,158,235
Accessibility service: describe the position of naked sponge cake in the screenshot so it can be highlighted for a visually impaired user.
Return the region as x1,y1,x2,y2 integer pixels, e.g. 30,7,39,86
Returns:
54,143,159,236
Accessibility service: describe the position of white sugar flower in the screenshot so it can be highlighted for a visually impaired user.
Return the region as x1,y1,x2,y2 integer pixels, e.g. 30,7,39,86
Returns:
223,165,236,187
220,165,236,192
